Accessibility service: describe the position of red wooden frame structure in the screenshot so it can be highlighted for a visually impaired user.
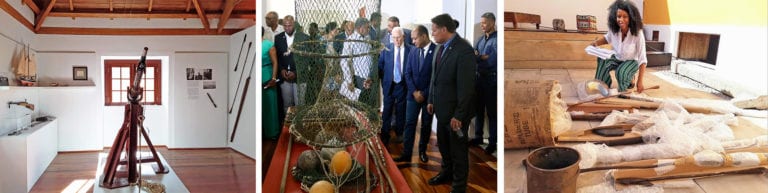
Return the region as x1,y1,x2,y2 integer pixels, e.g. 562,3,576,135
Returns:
100,47,168,188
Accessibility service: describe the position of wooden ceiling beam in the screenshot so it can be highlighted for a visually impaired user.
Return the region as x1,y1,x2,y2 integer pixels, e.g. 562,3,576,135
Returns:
217,0,237,33
190,0,209,31
46,12,255,19
0,0,34,31
37,27,241,35
148,0,153,12
183,0,192,20
35,0,58,32
68,0,74,20
109,0,113,12
22,0,40,14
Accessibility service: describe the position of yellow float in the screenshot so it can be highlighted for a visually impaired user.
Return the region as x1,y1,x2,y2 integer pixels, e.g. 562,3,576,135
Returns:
330,151,352,176
309,180,335,193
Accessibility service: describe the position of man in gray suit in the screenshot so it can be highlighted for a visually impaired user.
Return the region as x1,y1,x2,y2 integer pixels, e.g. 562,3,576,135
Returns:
381,16,413,46
426,14,476,193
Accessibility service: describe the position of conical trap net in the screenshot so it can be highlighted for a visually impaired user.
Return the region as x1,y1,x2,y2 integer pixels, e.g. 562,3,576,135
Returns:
289,0,384,148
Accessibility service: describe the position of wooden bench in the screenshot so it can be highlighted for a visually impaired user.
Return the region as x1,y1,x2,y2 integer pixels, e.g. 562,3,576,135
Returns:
505,12,541,29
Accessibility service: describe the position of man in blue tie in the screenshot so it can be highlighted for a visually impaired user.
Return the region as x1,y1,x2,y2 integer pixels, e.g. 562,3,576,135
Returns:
395,25,435,163
378,27,413,147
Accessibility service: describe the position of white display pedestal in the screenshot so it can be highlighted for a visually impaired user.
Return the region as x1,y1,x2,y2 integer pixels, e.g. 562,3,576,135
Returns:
0,119,58,193
92,152,189,193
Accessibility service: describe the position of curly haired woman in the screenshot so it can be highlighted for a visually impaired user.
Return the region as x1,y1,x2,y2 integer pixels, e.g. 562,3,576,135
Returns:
589,0,648,92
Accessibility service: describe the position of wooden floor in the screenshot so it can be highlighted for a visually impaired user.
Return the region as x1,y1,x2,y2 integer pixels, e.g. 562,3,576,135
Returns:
262,128,499,193
388,130,498,193
30,147,255,193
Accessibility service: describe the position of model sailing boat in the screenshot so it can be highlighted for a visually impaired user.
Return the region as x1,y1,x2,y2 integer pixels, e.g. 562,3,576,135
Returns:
14,44,36,86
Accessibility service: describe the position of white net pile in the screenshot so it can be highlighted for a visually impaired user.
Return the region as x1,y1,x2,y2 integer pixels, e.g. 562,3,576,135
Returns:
572,101,763,168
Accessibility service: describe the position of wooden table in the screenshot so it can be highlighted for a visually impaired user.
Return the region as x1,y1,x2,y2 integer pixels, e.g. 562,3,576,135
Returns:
263,125,413,193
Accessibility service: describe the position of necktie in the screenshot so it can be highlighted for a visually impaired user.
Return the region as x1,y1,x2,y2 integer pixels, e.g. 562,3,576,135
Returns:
434,45,445,70
418,49,425,71
394,47,402,83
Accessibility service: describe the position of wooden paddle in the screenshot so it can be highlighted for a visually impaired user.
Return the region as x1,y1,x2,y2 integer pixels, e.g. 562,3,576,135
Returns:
569,85,660,108
617,166,768,186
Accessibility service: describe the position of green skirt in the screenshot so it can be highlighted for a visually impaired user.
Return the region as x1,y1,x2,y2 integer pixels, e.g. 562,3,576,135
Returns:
262,65,279,139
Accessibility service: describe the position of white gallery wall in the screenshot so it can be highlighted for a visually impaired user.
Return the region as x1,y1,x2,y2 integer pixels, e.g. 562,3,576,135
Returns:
227,27,257,159
466,0,499,50
172,52,229,148
33,35,231,151
35,52,104,151
643,24,768,98
0,0,38,136
2,0,256,155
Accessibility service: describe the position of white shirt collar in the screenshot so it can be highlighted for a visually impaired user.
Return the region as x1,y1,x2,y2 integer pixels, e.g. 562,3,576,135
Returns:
267,25,284,33
422,43,433,53
286,30,295,47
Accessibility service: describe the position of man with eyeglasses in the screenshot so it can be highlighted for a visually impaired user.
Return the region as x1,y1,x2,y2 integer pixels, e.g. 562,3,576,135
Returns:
377,27,413,147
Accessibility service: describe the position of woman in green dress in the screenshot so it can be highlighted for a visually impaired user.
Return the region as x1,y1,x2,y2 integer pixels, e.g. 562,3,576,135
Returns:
262,27,280,139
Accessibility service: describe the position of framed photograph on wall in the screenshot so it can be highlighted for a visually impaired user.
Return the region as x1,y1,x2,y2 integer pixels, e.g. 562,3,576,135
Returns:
73,66,88,80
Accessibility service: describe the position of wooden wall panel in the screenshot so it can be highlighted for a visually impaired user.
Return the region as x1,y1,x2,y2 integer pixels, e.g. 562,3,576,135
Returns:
678,32,710,60
504,61,596,69
505,30,608,69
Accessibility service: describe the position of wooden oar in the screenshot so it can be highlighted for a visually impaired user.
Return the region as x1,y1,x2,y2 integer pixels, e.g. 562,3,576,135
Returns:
279,135,293,193
569,85,660,108
617,166,768,186
367,138,396,193
233,34,247,71
580,160,674,173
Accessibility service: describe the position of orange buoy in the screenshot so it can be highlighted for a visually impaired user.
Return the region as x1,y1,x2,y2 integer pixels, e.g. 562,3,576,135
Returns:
330,150,352,176
309,180,335,193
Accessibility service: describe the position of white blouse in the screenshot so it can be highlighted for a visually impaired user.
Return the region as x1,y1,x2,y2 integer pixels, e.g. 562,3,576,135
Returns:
604,30,647,65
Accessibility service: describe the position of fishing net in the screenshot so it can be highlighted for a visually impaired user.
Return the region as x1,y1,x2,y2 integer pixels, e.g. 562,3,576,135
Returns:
289,38,384,148
289,0,384,148
286,0,396,192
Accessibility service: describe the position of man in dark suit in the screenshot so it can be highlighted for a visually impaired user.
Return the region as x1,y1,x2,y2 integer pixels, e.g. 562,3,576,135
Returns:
426,14,476,193
378,27,413,146
333,20,351,54
369,12,382,42
395,25,435,163
381,16,413,46
274,15,310,115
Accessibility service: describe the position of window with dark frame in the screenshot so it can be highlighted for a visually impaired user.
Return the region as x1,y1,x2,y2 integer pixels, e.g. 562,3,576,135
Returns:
104,59,162,106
